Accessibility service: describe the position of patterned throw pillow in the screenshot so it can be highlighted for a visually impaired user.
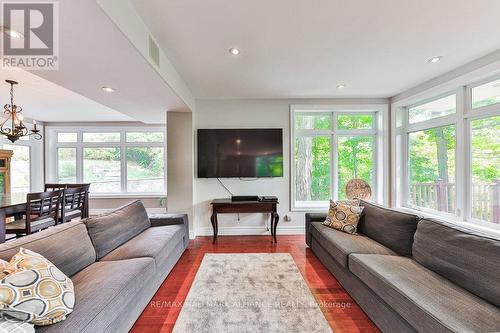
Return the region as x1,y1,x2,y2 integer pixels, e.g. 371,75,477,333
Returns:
323,199,364,234
0,248,75,326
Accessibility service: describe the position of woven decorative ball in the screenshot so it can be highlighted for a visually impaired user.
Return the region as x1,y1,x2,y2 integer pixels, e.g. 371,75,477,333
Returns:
345,179,372,200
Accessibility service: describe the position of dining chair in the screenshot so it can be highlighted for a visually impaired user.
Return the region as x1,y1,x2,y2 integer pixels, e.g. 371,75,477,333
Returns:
5,190,62,236
44,183,68,192
61,186,87,222
66,184,90,218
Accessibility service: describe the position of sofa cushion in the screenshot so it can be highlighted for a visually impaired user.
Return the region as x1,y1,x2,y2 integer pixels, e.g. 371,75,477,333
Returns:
36,258,155,333
83,201,151,259
310,222,395,268
0,221,95,277
413,218,500,308
358,200,420,256
101,225,184,267
349,254,500,333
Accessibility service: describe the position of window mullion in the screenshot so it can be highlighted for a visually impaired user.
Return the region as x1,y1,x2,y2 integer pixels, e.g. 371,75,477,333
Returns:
458,86,470,221
121,131,127,193
332,112,338,200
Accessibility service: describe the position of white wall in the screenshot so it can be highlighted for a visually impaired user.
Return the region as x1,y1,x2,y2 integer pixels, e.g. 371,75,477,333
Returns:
193,98,388,237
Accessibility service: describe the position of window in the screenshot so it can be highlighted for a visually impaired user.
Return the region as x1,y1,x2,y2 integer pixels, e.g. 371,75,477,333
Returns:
472,78,500,109
408,94,456,124
337,114,374,129
49,127,166,195
82,132,120,143
57,148,77,183
126,132,164,143
83,147,121,193
126,147,165,192
408,125,456,214
338,136,374,200
470,116,500,223
292,107,383,210
294,136,331,206
394,76,500,224
57,133,77,143
3,144,30,193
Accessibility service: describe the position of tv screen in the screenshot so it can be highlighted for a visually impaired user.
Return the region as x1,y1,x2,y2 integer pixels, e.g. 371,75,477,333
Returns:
197,128,283,178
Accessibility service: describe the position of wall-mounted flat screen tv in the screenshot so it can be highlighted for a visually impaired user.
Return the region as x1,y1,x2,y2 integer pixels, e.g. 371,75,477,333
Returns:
197,128,283,178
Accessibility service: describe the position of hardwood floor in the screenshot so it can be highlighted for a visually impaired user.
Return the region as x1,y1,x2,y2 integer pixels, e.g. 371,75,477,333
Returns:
131,235,380,333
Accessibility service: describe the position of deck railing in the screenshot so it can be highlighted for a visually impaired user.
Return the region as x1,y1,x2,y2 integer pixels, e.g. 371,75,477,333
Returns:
410,180,500,223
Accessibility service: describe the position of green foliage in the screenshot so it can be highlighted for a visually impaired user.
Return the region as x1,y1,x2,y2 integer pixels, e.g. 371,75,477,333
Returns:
471,116,500,182
338,136,373,199
126,147,164,175
84,147,120,161
409,125,456,183
126,132,164,142
337,115,373,129
295,114,330,130
311,137,330,200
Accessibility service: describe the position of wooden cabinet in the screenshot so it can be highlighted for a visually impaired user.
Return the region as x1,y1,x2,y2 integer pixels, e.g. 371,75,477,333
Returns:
0,150,13,195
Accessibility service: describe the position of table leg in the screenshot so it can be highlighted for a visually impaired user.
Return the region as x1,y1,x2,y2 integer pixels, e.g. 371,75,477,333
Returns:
273,212,279,243
211,212,218,244
269,213,274,238
0,209,5,244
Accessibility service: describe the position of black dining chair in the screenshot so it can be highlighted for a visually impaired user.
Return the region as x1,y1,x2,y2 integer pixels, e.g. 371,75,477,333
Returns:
61,186,87,222
44,183,68,192
66,184,90,218
5,190,62,237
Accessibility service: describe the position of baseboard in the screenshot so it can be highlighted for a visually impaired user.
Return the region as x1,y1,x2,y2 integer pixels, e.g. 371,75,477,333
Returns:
195,226,305,236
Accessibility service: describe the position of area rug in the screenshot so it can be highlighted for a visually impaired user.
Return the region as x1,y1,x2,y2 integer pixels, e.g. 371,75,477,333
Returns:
172,253,332,332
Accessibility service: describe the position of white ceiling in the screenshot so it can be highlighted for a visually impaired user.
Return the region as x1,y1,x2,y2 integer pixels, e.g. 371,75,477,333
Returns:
132,0,500,99
28,0,190,123
0,68,133,122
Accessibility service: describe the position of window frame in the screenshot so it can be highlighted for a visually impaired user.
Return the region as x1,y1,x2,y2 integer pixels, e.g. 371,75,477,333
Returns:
402,91,460,218
290,104,388,211
393,75,500,224
46,126,167,197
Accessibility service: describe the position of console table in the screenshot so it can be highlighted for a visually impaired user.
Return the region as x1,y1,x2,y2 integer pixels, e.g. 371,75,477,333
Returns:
210,199,279,243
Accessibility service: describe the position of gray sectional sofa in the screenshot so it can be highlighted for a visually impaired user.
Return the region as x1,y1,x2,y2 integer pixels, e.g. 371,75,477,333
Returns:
306,200,500,333
0,200,189,333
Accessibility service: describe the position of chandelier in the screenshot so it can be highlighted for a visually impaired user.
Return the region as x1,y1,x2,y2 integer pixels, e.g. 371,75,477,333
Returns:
2,80,41,143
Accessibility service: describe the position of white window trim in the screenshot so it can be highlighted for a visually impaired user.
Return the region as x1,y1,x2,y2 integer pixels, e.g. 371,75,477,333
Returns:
290,104,389,211
45,125,167,197
392,75,500,223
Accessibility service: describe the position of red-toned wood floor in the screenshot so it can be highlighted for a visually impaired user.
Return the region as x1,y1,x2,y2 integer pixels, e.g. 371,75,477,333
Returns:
131,236,380,333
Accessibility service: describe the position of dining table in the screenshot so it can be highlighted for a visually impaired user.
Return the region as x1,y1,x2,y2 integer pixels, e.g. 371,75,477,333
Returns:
0,192,27,243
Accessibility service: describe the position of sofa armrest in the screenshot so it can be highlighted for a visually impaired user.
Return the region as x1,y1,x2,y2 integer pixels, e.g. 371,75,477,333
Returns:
305,213,327,247
148,213,189,247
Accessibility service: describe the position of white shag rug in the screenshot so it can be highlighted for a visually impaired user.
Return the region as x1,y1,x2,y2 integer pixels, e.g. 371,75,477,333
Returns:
172,253,332,333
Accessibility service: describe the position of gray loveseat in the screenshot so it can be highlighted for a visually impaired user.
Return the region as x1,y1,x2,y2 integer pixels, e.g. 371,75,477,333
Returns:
0,200,189,333
306,200,500,333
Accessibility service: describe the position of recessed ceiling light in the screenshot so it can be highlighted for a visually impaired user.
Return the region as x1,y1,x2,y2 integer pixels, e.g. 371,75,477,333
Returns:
102,86,115,93
229,48,240,55
337,84,345,89
1,26,23,39
429,56,443,63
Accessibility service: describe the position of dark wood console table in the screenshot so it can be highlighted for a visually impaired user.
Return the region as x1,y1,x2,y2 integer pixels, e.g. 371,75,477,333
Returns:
210,199,279,243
